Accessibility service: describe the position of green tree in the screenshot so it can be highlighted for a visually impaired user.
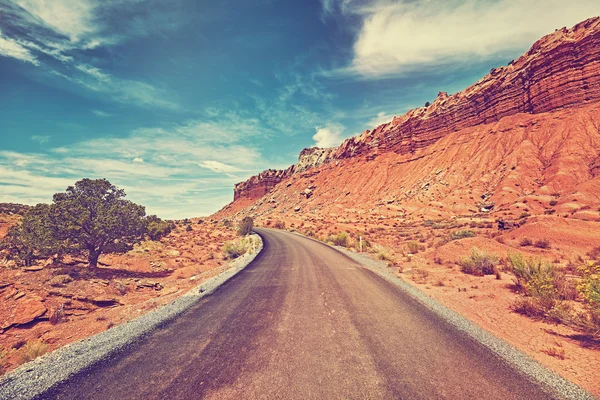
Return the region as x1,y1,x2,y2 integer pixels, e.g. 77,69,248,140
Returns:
52,179,147,267
1,204,61,266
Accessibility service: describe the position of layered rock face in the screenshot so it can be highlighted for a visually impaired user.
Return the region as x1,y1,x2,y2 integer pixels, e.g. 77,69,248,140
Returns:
233,17,600,202
233,147,337,200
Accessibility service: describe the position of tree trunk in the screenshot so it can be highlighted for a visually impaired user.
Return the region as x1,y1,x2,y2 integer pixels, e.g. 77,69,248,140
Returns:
88,248,101,268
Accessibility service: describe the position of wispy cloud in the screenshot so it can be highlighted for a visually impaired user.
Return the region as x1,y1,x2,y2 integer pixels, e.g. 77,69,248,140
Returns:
0,114,270,217
322,0,600,78
366,111,394,128
30,135,50,144
0,29,39,65
91,109,112,117
0,0,182,110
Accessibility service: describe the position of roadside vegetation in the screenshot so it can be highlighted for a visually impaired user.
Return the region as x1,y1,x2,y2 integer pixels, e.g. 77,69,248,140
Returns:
222,235,260,260
459,248,500,278
0,179,172,268
238,217,254,236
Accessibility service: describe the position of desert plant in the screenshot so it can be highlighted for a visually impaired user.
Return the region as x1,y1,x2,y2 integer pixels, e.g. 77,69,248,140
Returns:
412,268,429,284
406,241,423,254
222,236,257,260
328,232,350,247
534,238,551,249
450,230,475,240
508,253,564,312
459,248,499,276
238,217,254,236
587,247,600,261
273,220,286,230
519,237,532,247
18,340,48,364
549,200,558,207
145,215,174,241
372,244,392,261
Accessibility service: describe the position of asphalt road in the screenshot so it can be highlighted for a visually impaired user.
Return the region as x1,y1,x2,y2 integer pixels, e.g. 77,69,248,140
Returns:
41,228,560,400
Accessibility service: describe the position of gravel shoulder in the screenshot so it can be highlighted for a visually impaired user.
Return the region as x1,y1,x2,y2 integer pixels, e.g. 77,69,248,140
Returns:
0,233,263,400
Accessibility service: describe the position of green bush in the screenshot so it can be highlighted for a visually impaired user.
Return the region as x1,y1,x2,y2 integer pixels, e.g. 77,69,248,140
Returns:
459,248,499,277
238,217,254,236
450,230,475,240
146,215,174,241
508,253,564,312
328,232,350,247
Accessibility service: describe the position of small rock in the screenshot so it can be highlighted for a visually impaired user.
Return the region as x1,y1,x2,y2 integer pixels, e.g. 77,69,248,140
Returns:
294,206,301,212
24,265,44,272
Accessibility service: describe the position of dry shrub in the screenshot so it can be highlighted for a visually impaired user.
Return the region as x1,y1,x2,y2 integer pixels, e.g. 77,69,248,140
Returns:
519,237,532,247
222,236,258,260
587,247,600,261
238,217,254,236
541,347,565,360
459,248,499,277
412,268,429,284
49,305,65,325
406,241,423,254
372,244,392,261
18,340,48,364
328,232,349,247
273,220,286,230
534,238,551,249
450,230,475,240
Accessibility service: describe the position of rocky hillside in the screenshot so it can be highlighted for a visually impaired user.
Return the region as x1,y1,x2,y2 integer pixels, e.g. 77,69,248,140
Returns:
227,17,600,208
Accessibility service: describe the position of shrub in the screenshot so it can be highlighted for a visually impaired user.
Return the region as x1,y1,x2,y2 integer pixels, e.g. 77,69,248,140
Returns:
534,238,551,249
273,220,286,230
459,248,499,276
406,241,423,254
328,232,349,247
222,236,259,260
549,200,558,207
146,215,174,241
18,340,48,364
586,247,600,261
450,230,475,240
372,244,392,261
508,253,563,312
519,237,532,247
238,217,254,236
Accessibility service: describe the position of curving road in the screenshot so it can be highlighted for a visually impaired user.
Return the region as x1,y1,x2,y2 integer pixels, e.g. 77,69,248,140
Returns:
42,228,563,399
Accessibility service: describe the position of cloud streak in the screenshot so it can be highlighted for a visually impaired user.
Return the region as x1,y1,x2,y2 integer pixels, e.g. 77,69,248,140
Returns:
323,0,600,77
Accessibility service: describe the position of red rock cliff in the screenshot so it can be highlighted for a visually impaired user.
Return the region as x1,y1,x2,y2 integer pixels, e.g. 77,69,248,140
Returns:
234,17,600,202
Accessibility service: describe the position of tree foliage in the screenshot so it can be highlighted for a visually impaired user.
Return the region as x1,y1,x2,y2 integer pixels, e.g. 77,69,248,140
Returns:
1,179,172,268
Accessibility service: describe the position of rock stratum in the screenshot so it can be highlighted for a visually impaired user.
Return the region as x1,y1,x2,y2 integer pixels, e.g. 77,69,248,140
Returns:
230,18,600,205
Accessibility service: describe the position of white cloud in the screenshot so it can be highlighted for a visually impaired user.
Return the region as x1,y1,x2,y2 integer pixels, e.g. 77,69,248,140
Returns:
313,124,346,148
0,29,39,65
197,160,242,174
325,0,600,77
133,157,144,163
15,0,99,42
367,111,394,128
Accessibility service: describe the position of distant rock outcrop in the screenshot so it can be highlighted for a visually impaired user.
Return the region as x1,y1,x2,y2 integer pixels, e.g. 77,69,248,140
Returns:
231,17,600,203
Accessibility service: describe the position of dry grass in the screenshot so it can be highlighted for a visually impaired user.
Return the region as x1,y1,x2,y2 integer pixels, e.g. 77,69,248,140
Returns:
541,346,566,360
459,248,499,277
18,340,48,364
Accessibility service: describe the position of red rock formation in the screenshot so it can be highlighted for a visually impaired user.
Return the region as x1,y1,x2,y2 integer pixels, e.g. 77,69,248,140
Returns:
232,17,600,203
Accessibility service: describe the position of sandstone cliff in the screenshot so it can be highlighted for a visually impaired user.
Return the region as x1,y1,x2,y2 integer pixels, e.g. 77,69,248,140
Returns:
231,17,600,204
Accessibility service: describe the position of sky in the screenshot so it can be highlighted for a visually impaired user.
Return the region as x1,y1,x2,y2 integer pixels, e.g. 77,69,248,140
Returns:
0,0,598,219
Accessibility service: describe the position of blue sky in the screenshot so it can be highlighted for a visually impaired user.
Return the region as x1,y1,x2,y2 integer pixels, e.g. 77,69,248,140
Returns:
0,0,598,218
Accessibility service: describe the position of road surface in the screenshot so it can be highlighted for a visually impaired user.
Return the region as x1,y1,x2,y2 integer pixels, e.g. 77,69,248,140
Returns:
42,228,561,399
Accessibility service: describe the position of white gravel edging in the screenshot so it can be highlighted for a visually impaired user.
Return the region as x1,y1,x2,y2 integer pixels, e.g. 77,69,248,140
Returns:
333,245,597,400
0,233,263,400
